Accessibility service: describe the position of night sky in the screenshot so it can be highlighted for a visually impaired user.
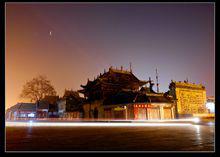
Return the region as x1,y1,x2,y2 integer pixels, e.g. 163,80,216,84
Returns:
6,3,214,109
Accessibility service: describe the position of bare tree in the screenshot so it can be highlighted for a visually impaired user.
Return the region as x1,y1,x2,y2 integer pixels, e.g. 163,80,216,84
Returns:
20,75,57,102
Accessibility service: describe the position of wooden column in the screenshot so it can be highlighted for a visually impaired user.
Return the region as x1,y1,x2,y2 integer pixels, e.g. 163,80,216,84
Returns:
134,106,138,120
160,105,164,120
125,106,127,120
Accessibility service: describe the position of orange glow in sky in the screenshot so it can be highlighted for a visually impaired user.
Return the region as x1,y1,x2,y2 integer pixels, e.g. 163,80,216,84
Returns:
5,3,214,109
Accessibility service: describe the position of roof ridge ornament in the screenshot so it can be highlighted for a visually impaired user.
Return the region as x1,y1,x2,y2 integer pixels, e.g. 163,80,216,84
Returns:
129,62,132,73
109,66,113,71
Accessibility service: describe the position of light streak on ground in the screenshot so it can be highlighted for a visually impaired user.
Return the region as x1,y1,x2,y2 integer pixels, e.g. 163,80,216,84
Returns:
7,118,200,123
6,121,194,127
126,118,200,123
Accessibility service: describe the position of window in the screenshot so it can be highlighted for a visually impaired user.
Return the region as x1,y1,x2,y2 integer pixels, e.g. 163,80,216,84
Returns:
19,113,26,118
28,113,35,118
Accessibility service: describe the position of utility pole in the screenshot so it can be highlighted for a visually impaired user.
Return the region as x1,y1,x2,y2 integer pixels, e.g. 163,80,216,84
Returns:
129,62,132,73
156,68,159,93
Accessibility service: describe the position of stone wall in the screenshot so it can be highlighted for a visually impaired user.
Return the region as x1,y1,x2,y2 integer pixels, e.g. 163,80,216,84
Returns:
82,100,104,118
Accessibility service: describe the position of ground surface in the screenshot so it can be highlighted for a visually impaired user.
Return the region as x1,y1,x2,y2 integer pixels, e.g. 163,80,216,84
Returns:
6,123,214,152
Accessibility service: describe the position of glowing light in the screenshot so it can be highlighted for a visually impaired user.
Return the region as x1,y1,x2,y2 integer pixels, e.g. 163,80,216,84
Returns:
28,120,33,126
6,121,194,127
193,118,200,123
28,113,35,118
208,122,215,126
193,125,202,141
206,102,215,113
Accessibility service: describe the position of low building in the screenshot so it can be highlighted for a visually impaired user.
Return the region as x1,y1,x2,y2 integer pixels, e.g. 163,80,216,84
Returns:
63,110,80,119
6,103,36,120
36,100,49,118
102,91,175,120
206,96,215,113
43,96,60,118
57,99,66,117
57,98,82,119
62,90,84,119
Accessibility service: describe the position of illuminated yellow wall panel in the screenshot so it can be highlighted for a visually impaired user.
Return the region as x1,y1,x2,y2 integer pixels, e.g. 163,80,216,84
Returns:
169,81,207,115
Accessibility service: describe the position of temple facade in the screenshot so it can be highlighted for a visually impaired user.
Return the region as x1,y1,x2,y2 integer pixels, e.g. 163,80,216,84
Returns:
168,80,207,117
79,67,176,120
102,91,176,120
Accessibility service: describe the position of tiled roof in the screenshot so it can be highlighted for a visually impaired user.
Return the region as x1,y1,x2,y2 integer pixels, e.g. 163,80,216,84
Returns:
7,103,21,112
19,103,36,111
103,91,173,105
80,67,148,91
7,103,36,112
147,95,172,103
43,96,59,104
169,81,205,89
37,100,49,109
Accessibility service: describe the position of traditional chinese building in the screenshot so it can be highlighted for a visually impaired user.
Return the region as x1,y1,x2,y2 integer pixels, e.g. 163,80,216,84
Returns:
168,80,207,117
6,103,36,120
59,90,84,118
102,90,175,120
36,100,49,118
42,96,60,118
79,66,176,120
79,66,147,100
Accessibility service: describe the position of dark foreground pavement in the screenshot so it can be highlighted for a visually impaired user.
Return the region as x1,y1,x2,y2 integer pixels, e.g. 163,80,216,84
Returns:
6,124,214,152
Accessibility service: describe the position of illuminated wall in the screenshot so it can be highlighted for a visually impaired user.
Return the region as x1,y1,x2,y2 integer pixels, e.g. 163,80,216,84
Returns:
170,81,207,115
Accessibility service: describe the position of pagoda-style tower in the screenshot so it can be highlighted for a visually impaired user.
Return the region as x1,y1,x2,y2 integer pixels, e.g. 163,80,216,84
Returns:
78,66,148,101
